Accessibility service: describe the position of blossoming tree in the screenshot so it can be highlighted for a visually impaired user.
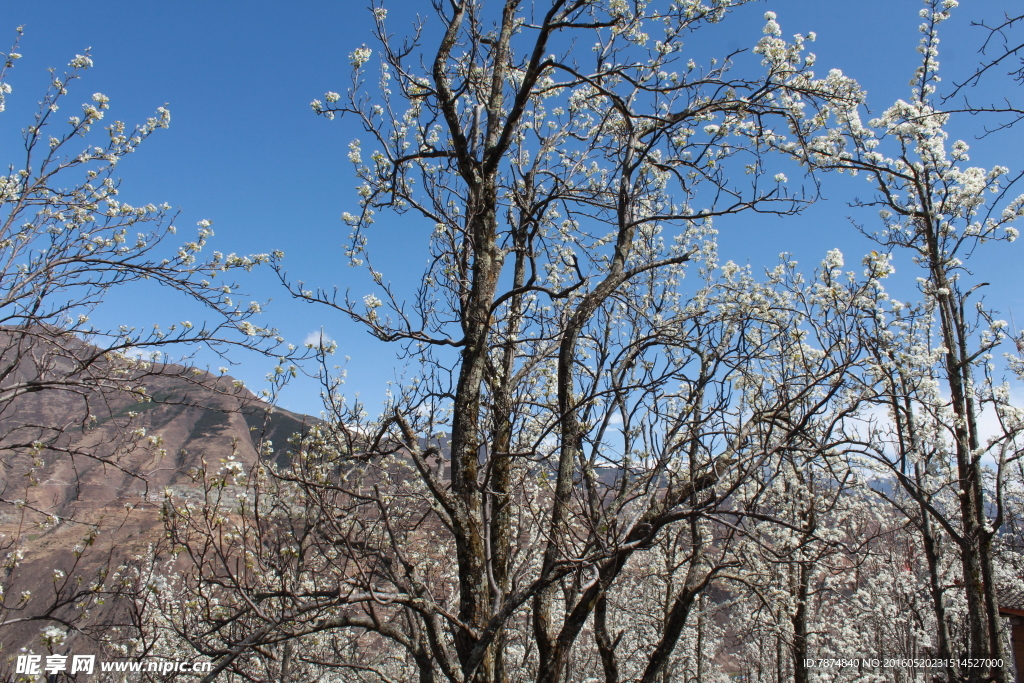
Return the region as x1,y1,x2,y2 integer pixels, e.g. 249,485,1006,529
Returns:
0,28,294,652
786,1,1024,680
153,1,890,681
140,2,1024,683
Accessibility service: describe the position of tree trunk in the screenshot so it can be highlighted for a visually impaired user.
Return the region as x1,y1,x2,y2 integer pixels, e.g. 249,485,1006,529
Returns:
595,593,620,683
448,182,505,676
639,520,709,683
918,483,954,682
280,641,293,683
791,561,810,683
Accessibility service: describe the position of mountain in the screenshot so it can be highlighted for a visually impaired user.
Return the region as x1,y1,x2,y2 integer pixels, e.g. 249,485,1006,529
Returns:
0,330,317,657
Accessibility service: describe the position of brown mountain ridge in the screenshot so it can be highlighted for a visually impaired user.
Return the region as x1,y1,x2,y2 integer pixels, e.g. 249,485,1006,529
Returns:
0,329,315,659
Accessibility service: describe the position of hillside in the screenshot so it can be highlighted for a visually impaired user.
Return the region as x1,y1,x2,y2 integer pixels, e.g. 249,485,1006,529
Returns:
0,330,316,657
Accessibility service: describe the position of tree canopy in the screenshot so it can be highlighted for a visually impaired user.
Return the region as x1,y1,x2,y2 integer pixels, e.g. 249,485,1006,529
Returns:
3,2,1024,683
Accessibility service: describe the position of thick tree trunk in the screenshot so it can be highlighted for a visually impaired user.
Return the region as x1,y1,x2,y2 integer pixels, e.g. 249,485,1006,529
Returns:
414,645,436,683
918,486,954,682
930,258,1009,683
639,520,710,683
594,593,620,683
280,641,293,683
791,561,810,683
638,578,703,683
695,594,705,683
777,630,785,683
448,184,505,676
486,223,527,683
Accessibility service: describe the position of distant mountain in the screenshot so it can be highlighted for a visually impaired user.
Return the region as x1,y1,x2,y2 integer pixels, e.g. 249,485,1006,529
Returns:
0,330,317,657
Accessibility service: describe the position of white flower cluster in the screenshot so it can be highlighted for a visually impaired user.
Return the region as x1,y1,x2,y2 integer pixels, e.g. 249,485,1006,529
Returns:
69,54,93,69
350,45,372,69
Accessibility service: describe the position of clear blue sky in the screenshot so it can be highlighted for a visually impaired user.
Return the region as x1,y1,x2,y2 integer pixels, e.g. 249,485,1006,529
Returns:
2,0,1021,415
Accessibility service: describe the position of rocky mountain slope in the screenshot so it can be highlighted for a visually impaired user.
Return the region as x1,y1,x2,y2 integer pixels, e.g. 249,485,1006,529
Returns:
0,330,316,657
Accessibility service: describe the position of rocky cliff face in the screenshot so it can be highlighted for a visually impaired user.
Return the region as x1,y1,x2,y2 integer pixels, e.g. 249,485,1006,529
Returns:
0,330,315,657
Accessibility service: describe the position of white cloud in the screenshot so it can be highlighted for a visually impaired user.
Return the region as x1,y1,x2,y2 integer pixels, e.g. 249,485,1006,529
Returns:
122,347,162,362
303,329,334,349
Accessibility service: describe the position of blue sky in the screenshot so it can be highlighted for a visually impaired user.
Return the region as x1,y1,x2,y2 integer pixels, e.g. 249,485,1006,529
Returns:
2,0,1021,415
